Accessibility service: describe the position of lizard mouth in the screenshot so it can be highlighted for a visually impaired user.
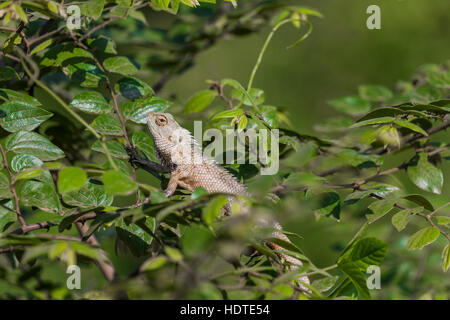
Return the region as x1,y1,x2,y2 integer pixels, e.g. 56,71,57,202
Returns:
146,112,160,138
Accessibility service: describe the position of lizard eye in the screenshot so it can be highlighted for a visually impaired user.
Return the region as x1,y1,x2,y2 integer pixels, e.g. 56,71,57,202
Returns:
155,115,168,126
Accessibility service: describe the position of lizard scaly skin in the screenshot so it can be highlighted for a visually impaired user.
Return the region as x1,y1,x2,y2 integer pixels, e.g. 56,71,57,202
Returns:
129,112,310,290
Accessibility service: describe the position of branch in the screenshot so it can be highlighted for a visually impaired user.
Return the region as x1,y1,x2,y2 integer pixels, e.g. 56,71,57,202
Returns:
75,222,115,282
317,118,450,177
370,194,450,242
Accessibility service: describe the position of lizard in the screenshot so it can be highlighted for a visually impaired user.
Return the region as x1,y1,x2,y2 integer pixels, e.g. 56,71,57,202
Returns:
127,112,310,290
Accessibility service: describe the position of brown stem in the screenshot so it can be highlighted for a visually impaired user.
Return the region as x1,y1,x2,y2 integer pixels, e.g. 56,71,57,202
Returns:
28,26,65,46
0,52,21,62
75,222,116,282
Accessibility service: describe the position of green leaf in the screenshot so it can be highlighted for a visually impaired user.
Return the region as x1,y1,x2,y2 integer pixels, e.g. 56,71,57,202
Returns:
0,172,12,199
116,216,156,256
391,207,423,232
402,194,435,211
58,167,87,194
10,154,43,172
132,131,157,162
13,4,28,23
30,38,53,56
366,182,400,198
103,56,138,76
140,256,167,272
122,96,170,124
70,242,103,261
358,85,393,102
232,88,265,106
165,246,183,262
436,216,450,226
426,69,450,88
0,66,19,81
366,200,396,224
183,90,216,114
15,168,43,180
70,91,111,114
40,43,93,67
87,36,117,54
351,117,395,128
115,76,154,100
202,195,227,225
338,263,371,299
442,245,450,272
211,109,243,120
356,107,407,122
62,179,113,208
291,6,323,18
221,78,260,111
191,187,208,200
284,172,325,189
328,96,371,116
312,276,339,292
5,131,64,161
376,126,400,148
180,225,214,257
0,201,16,232
338,237,388,299
406,227,440,250
306,190,340,220
337,149,383,168
0,89,41,106
260,105,278,128
63,63,106,88
407,153,443,194
91,140,128,159
0,101,53,132
80,0,105,19
237,115,248,130
90,114,123,136
394,120,428,136
102,170,137,195
19,180,60,213
338,237,388,269
151,0,171,9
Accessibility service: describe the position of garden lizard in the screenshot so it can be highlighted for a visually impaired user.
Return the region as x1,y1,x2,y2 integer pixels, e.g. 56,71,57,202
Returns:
128,112,310,290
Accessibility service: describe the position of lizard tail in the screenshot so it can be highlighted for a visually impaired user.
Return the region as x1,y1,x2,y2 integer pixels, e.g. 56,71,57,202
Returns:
267,222,311,294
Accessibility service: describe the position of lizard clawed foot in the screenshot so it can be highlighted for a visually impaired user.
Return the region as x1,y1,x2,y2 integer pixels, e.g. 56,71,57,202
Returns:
126,146,144,167
163,188,174,197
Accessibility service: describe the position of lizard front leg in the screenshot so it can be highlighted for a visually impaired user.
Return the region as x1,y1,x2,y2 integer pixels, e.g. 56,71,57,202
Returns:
164,165,192,197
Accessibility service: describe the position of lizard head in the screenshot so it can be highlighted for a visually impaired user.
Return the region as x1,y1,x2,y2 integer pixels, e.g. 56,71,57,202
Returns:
146,112,189,148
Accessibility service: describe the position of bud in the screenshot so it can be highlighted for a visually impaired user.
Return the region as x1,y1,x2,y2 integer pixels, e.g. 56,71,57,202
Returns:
376,125,400,148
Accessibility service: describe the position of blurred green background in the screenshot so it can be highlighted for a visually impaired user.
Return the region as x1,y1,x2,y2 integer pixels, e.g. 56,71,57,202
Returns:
2,0,447,299
157,0,450,299
165,0,449,132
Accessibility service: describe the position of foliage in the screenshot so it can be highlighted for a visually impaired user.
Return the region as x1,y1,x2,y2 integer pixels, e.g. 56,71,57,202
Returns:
0,0,448,300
